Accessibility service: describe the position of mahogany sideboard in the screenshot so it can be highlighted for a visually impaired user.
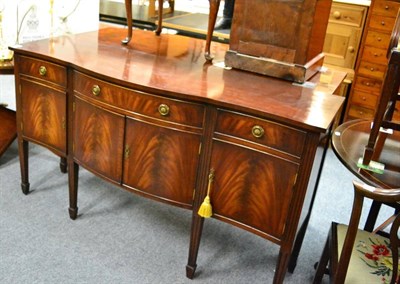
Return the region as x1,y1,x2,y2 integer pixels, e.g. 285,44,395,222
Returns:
10,27,345,283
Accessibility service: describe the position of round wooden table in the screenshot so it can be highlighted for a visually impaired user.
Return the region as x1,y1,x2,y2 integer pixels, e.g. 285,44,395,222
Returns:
331,119,400,230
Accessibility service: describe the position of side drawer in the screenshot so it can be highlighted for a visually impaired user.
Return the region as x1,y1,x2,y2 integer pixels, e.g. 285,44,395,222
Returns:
362,46,390,65
358,61,386,79
373,0,400,17
369,14,397,33
350,90,379,109
348,104,375,120
73,71,205,128
353,76,382,94
18,56,67,87
214,110,306,158
364,30,391,49
329,3,367,27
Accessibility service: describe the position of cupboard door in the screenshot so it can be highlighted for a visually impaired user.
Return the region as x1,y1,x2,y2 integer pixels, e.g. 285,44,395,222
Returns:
20,78,66,155
123,117,201,208
73,97,125,183
209,140,299,239
323,23,361,69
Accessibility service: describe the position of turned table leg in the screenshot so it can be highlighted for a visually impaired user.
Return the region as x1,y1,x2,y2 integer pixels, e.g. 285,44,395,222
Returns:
154,0,164,35
205,0,221,61
122,0,133,44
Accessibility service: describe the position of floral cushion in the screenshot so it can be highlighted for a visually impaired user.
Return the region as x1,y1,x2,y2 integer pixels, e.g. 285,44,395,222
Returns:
337,224,399,284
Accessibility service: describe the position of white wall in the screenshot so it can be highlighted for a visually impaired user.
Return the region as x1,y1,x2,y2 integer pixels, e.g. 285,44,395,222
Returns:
0,0,100,110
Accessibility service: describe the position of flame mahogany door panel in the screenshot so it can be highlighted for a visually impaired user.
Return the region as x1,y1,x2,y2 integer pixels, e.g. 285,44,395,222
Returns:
20,78,67,156
73,96,125,183
123,117,202,208
208,110,305,240
209,140,299,240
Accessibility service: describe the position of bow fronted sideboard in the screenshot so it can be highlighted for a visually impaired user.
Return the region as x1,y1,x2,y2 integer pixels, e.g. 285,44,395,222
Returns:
10,26,345,283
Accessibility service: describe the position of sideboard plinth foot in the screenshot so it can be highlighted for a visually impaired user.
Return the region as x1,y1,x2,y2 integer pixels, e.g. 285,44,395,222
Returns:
68,207,78,220
186,264,196,279
21,182,30,195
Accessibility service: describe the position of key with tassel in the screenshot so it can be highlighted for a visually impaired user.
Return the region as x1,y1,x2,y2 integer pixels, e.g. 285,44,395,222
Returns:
198,168,215,218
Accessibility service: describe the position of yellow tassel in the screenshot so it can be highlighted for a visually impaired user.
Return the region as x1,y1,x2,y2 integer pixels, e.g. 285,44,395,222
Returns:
198,169,215,218
198,195,212,218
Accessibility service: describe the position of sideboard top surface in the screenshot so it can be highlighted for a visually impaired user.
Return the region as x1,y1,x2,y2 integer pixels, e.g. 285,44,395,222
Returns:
11,26,345,133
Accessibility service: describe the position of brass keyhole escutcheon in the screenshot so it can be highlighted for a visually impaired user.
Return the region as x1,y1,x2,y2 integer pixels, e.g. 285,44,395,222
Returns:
39,66,47,76
158,104,170,116
252,125,264,138
92,85,101,96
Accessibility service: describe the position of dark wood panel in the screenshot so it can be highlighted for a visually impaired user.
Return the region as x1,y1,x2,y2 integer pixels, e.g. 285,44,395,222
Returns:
20,78,66,154
73,71,205,128
19,56,67,87
215,110,306,158
123,117,201,208
210,140,299,239
73,96,125,182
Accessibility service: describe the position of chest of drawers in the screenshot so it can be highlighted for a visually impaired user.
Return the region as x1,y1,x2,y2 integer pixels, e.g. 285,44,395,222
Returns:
345,0,400,121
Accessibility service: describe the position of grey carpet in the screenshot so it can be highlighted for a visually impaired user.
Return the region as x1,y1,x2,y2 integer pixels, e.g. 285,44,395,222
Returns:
0,141,393,283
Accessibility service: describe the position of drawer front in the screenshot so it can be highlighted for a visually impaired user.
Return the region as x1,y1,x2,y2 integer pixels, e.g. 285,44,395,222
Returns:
348,104,375,120
351,90,379,109
362,46,390,65
19,56,67,87
373,0,400,17
73,71,205,128
353,76,382,94
369,14,397,33
364,30,392,49
358,61,386,79
215,110,306,157
329,3,367,27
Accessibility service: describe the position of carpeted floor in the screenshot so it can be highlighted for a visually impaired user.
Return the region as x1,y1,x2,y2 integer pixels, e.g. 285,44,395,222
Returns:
0,139,394,284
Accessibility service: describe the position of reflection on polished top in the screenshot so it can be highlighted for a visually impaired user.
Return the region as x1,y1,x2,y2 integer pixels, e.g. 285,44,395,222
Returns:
11,26,346,133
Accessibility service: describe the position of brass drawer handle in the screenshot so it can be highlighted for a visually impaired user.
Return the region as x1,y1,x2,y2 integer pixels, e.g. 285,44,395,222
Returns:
39,66,47,76
92,85,101,96
252,125,265,138
158,104,170,116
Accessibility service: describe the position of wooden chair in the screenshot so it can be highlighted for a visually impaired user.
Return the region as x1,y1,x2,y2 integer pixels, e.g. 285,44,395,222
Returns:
313,180,400,283
360,11,400,232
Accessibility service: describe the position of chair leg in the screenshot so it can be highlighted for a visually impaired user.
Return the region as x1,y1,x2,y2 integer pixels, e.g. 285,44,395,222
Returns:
313,236,330,284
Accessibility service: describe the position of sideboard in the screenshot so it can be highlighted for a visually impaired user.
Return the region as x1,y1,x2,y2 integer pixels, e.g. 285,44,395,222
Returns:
10,27,345,283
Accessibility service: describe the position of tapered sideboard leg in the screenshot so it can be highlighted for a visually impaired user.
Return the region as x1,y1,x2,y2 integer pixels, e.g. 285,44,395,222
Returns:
59,157,67,173
186,214,205,279
273,249,291,284
68,160,79,220
18,138,30,195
